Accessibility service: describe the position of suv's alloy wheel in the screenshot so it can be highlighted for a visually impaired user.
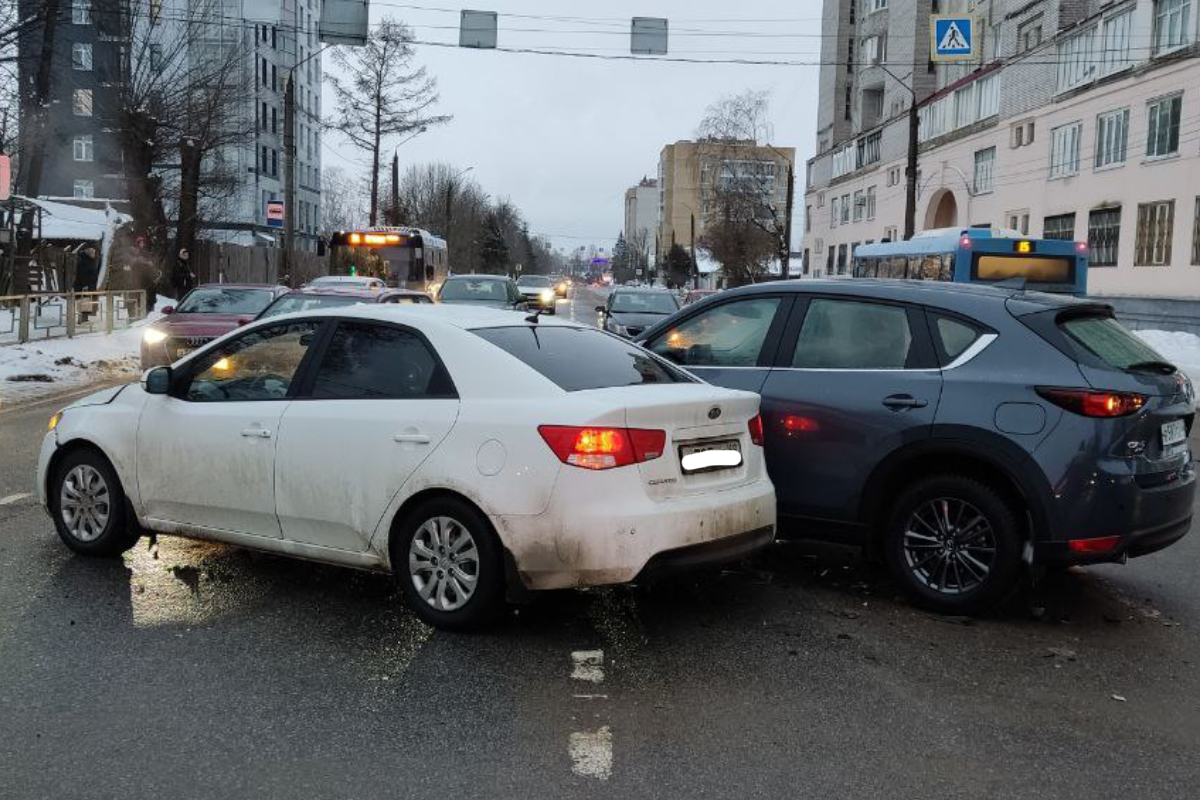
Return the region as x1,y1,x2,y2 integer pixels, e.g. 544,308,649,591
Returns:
884,475,1021,614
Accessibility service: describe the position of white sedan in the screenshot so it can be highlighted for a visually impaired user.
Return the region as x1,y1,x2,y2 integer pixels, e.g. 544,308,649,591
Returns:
36,305,776,629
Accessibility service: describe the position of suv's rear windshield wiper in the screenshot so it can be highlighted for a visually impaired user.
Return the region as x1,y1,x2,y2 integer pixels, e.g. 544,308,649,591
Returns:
1125,360,1177,374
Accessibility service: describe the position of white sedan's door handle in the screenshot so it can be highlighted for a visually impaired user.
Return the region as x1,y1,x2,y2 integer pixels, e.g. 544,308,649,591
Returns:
241,427,272,439
393,433,431,444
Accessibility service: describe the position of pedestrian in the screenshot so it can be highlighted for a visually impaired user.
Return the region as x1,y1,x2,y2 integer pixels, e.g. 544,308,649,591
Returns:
173,247,196,298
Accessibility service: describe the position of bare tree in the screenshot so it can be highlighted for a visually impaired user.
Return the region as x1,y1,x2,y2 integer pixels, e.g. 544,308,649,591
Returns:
321,166,367,231
694,90,793,285
326,18,450,226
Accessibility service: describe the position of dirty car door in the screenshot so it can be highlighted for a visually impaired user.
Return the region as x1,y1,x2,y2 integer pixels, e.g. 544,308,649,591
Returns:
273,320,460,551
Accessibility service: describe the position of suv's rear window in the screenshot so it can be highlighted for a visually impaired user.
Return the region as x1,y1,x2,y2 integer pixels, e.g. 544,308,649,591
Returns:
472,325,694,391
1059,314,1165,370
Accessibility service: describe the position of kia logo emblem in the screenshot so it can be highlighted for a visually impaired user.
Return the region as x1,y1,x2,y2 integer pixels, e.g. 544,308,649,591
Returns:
708,406,722,420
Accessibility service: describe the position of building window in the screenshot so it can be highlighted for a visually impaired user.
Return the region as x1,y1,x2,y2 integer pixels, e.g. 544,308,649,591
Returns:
272,106,278,134
817,190,825,208
830,196,839,228
73,135,93,162
1011,121,1035,149
261,146,268,173
840,194,850,225
869,0,888,11
1043,213,1075,240
837,244,848,274
1094,108,1129,168
804,205,811,233
1154,0,1193,53
866,186,876,220
1135,201,1175,265
151,0,162,23
1008,211,1031,235
973,147,995,194
1100,8,1134,75
72,43,92,71
884,226,898,242
72,89,93,117
1089,207,1121,267
72,0,90,24
953,83,976,129
149,44,163,71
1192,197,1200,265
1017,15,1043,52
1146,94,1182,158
73,180,94,199
856,131,881,168
1056,28,1096,92
272,64,278,91
852,190,864,223
271,149,278,177
977,74,1000,119
1049,123,1082,178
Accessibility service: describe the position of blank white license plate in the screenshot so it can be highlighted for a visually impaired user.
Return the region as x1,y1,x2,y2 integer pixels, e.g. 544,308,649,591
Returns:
680,440,742,473
1161,419,1187,448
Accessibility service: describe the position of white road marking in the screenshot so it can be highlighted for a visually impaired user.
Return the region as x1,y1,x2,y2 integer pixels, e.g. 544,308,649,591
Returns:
572,693,609,700
0,493,31,506
568,726,613,781
571,649,605,683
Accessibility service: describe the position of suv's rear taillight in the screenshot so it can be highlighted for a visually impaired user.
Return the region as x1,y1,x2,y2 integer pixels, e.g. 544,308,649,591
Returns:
538,426,666,470
747,413,764,446
1036,387,1146,418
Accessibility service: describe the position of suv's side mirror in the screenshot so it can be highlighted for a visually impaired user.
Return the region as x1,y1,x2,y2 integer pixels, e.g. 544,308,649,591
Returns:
161,306,175,315
143,366,172,395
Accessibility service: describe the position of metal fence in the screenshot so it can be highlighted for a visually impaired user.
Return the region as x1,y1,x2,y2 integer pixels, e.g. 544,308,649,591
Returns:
0,290,148,345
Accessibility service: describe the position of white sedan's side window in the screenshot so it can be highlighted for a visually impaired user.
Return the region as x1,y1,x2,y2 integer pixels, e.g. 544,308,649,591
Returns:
185,322,321,402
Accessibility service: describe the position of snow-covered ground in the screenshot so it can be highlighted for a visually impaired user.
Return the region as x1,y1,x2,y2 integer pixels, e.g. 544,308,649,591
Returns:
0,298,172,405
1136,330,1200,393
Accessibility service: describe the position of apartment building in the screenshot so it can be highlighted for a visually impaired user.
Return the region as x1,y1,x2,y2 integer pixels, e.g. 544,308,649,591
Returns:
17,0,127,202
658,139,797,261
623,177,659,266
801,0,1200,299
177,0,324,250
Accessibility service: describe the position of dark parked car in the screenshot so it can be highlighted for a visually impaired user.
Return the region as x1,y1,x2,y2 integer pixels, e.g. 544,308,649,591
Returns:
140,283,288,368
597,287,680,338
256,286,431,320
635,280,1196,612
437,275,528,310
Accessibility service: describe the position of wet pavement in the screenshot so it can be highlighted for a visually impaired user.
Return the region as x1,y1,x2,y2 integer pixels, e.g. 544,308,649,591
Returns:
2,287,1199,799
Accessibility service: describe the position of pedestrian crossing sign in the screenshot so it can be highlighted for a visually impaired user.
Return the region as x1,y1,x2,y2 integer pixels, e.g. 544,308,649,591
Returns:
931,15,978,62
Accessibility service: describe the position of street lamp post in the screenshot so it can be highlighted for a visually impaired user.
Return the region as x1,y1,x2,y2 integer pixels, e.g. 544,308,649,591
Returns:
389,126,428,226
283,44,331,275
444,166,474,265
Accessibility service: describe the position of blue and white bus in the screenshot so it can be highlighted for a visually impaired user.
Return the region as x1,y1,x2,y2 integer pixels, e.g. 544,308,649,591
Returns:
852,227,1089,294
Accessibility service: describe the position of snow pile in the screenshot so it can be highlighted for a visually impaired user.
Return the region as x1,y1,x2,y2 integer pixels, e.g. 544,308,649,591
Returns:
1136,329,1200,398
0,297,173,405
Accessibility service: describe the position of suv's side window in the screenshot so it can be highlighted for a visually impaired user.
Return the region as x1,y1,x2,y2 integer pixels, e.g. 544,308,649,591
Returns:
184,321,322,402
931,314,985,364
647,297,782,367
310,322,454,399
792,299,913,369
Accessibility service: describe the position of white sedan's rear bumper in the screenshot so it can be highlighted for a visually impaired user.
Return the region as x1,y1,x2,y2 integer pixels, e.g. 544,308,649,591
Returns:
495,475,777,591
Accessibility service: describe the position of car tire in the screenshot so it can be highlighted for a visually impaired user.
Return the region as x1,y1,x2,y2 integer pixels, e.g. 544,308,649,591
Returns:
391,496,505,631
50,448,140,557
883,475,1022,615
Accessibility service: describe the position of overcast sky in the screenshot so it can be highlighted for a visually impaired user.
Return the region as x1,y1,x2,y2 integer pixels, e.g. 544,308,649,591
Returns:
320,1,822,252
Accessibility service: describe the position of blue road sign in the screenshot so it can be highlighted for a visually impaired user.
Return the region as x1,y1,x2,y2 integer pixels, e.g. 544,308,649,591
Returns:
931,15,976,61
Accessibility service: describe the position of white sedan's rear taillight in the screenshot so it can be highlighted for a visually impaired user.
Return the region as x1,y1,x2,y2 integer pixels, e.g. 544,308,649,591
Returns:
538,426,666,470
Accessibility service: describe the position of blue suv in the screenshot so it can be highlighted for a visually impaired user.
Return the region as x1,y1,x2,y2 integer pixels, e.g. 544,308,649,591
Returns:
636,280,1196,613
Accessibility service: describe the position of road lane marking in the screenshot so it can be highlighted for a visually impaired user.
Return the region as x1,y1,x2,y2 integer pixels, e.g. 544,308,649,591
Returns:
568,727,613,781
571,649,605,683
0,493,31,506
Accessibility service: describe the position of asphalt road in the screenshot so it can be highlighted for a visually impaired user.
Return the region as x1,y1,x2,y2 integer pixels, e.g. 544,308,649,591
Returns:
2,286,1199,799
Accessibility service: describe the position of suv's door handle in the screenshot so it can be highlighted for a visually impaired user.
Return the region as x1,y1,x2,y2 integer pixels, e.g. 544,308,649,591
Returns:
882,395,928,410
240,427,272,438
393,433,431,444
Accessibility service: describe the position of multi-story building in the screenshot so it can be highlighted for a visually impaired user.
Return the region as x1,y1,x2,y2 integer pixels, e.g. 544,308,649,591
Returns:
623,177,659,267
801,0,1200,300
175,0,323,250
16,0,127,202
658,139,796,265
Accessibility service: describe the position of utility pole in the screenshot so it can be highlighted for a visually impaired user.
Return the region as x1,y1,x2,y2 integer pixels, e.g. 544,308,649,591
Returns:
390,151,400,225
880,64,920,241
783,163,795,279
283,74,296,269
690,213,697,289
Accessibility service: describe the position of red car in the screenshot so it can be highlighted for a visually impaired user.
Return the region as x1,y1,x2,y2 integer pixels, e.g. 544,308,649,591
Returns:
255,285,432,321
140,283,288,368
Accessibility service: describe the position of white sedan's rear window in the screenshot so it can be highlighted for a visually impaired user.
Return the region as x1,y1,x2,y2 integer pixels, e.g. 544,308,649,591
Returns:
472,326,694,391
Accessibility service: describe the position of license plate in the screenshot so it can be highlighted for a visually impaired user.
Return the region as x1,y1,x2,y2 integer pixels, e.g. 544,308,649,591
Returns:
680,440,742,473
1161,419,1187,448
